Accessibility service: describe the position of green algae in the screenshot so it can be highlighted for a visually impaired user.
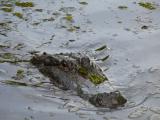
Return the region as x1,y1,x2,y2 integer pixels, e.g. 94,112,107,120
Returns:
1,7,12,12
13,12,23,19
95,45,107,51
15,2,34,7
78,67,88,76
64,14,73,22
78,66,107,85
89,73,107,85
139,2,156,10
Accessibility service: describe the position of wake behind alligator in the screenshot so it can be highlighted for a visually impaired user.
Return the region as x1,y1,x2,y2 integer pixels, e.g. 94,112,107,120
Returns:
31,52,127,109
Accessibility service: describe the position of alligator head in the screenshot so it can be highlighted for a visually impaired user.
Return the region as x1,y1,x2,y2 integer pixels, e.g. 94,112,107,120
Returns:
89,91,127,108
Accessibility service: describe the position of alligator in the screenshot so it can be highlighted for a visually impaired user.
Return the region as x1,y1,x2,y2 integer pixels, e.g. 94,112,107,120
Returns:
30,52,127,109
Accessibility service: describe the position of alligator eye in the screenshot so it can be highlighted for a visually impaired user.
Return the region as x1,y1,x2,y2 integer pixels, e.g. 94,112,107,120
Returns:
43,52,47,55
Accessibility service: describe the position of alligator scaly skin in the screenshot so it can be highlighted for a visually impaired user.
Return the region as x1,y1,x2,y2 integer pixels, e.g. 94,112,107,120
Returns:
31,52,127,108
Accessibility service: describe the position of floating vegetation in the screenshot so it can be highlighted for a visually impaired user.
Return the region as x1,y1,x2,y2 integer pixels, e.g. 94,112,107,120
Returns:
0,59,29,64
13,12,23,19
79,2,88,5
95,45,107,51
118,5,128,9
42,17,55,22
1,7,12,12
96,55,110,61
138,2,156,10
1,80,49,88
141,25,148,29
0,22,11,36
0,44,9,48
13,43,25,50
34,9,43,12
1,80,28,86
78,66,88,76
15,69,25,80
78,66,107,85
69,39,75,42
59,7,76,13
64,14,73,22
1,53,15,59
67,26,80,32
89,73,107,85
2,4,12,7
0,22,7,26
101,55,110,61
15,2,34,7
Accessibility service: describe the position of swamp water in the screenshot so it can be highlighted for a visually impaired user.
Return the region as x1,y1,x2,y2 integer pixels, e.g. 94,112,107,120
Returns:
0,0,160,120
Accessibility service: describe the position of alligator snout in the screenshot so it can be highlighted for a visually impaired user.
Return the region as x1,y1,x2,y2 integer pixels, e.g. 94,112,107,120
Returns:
89,91,127,108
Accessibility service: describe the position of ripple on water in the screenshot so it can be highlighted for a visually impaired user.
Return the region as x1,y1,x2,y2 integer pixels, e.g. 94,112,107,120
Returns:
128,106,148,119
149,114,160,120
149,107,160,114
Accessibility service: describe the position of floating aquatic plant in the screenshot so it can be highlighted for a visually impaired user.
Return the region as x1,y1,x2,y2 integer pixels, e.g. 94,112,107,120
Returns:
118,6,128,9
15,2,34,7
79,2,88,5
13,12,23,19
1,80,28,86
78,66,107,85
139,2,156,10
1,53,15,59
16,69,25,79
1,7,12,12
89,73,107,85
95,45,107,51
64,14,73,22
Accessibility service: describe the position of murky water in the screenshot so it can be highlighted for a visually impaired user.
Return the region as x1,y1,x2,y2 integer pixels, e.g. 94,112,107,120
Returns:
0,0,160,120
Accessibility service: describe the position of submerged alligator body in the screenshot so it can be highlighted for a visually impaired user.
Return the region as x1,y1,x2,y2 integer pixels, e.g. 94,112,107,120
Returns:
31,52,127,108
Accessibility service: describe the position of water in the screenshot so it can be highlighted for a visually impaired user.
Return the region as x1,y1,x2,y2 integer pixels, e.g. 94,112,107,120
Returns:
0,0,160,119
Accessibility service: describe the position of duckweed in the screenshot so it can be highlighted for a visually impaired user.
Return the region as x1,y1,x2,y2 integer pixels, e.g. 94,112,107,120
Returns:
1,7,12,12
64,14,73,21
13,12,23,19
15,2,34,7
89,73,107,85
139,2,156,10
